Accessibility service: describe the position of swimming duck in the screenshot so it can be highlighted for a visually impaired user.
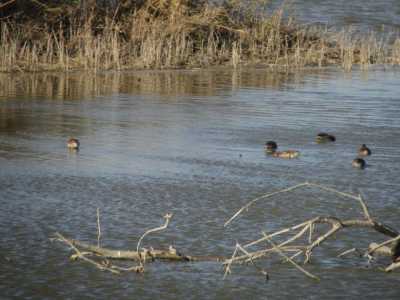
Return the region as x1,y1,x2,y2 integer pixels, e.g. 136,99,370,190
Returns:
352,158,366,169
316,132,336,143
358,144,371,156
265,141,278,153
67,138,80,150
272,150,300,159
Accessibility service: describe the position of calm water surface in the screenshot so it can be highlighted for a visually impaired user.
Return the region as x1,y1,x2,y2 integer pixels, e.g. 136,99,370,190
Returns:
1,67,400,299
273,0,400,34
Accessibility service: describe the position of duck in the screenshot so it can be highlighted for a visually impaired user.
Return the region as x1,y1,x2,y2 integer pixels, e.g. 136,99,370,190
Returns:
316,132,336,143
67,138,80,150
358,144,371,156
272,150,300,159
265,141,278,153
352,158,366,169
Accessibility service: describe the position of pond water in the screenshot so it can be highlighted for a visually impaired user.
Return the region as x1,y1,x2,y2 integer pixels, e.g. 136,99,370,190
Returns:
279,0,400,34
1,66,400,299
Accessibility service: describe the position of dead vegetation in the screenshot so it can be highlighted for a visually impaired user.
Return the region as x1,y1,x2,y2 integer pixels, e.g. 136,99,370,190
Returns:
1,0,400,72
53,212,224,275
53,182,400,278
223,182,400,279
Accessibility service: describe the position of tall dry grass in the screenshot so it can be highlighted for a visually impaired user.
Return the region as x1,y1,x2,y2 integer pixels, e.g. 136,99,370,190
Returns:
0,0,399,72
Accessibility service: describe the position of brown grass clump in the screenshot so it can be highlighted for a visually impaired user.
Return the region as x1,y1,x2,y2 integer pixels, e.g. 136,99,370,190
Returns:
0,0,399,72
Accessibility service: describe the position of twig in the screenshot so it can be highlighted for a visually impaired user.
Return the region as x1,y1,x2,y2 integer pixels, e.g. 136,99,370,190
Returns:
223,243,239,279
224,182,309,227
305,221,342,263
307,182,360,201
0,0,16,10
276,223,311,249
136,213,173,267
225,179,400,277
243,224,311,263
288,250,303,261
97,208,101,248
356,192,372,221
368,235,400,255
228,246,306,264
244,218,317,249
54,232,120,274
368,243,392,256
308,222,314,244
263,233,319,281
236,243,269,280
385,261,400,272
337,248,362,258
225,181,367,228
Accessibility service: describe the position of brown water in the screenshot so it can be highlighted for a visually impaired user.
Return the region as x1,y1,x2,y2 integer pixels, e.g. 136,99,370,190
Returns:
1,67,400,299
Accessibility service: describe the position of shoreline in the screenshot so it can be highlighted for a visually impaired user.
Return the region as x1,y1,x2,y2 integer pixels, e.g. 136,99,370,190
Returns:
1,1,400,73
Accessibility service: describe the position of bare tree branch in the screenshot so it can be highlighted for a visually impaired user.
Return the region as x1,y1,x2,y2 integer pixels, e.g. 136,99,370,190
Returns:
263,233,319,281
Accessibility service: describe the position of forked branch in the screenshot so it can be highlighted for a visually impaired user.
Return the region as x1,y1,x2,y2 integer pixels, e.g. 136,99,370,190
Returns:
224,182,400,279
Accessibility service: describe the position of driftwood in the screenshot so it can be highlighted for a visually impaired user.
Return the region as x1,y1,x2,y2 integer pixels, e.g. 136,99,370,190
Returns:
54,232,224,262
54,182,400,277
223,182,400,279
53,213,224,274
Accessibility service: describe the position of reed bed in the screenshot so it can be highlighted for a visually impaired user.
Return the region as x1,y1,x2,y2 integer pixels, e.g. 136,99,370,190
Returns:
0,0,399,72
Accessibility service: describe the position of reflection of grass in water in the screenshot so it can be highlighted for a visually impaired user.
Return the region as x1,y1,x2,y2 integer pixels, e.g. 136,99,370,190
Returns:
0,68,308,99
0,1,399,72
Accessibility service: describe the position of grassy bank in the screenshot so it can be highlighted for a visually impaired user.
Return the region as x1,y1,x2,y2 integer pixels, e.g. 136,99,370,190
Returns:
1,0,400,72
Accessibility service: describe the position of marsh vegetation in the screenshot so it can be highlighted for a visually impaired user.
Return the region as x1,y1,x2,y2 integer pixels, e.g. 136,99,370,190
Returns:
1,0,400,72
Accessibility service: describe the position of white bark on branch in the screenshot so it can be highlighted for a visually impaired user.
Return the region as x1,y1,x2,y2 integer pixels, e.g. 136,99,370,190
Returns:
224,182,400,279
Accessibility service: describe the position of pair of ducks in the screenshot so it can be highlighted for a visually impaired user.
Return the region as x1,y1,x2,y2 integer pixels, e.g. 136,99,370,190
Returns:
265,133,372,169
352,144,371,169
264,132,335,159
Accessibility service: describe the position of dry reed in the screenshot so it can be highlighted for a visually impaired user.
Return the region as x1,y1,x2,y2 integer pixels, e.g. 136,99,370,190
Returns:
0,0,399,72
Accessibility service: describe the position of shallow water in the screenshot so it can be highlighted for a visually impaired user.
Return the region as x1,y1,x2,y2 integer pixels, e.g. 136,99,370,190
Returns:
1,67,400,299
286,0,400,33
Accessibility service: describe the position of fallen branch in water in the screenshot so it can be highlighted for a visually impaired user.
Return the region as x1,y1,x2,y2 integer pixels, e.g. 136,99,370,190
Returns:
224,182,400,279
263,233,319,281
54,231,224,259
53,182,399,278
53,212,225,274
54,231,225,274
54,232,122,274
